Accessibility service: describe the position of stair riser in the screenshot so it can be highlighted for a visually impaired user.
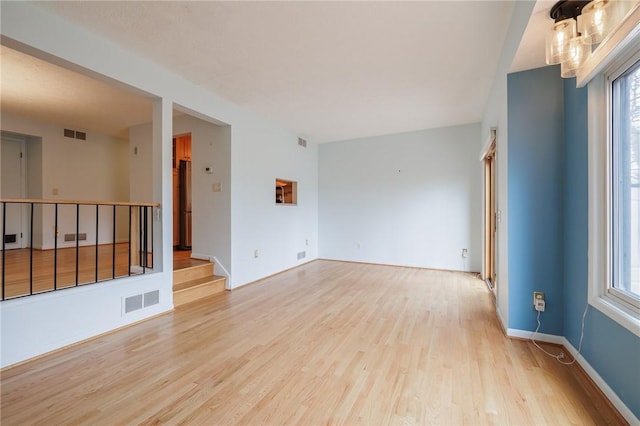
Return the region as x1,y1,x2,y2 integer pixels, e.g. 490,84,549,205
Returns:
173,263,214,284
174,280,226,307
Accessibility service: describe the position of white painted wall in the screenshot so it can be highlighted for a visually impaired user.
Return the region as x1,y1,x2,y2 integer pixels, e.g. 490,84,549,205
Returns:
0,272,173,367
129,123,154,204
1,113,130,249
230,121,319,287
480,1,535,329
173,115,232,279
319,124,481,272
0,1,319,366
26,135,44,248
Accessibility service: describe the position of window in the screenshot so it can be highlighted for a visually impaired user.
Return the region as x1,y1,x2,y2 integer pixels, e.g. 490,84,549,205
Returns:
588,44,640,338
611,59,640,311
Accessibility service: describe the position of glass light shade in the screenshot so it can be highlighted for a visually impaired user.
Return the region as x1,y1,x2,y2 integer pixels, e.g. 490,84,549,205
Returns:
561,37,590,78
546,18,576,65
578,0,610,45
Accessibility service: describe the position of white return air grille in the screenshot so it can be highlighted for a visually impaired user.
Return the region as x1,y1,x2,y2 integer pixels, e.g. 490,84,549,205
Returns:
123,290,160,314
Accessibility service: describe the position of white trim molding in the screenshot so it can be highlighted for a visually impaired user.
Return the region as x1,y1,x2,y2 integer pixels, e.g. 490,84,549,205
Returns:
190,252,231,290
211,256,231,288
561,337,640,426
479,127,497,161
506,328,638,424
577,2,640,87
587,69,640,338
506,328,565,345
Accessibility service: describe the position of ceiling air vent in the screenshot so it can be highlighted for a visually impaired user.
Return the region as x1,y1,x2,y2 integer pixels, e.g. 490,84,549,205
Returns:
75,131,86,141
298,137,307,148
64,128,75,138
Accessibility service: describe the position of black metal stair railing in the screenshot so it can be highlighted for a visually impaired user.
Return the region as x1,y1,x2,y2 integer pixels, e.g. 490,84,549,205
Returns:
0,198,159,301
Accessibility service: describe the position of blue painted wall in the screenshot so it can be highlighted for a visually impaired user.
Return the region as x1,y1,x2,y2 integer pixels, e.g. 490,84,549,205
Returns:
507,66,565,335
562,78,640,418
507,66,640,418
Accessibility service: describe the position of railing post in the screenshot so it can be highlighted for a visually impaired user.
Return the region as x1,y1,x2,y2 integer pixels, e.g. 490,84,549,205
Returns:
29,203,34,295
130,206,139,274
143,206,148,272
2,201,5,301
112,205,116,279
150,206,154,269
54,203,58,290
75,204,80,286
139,205,142,270
95,204,99,283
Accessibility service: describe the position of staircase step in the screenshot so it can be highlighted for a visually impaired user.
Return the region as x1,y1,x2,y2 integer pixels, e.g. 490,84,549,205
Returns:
174,276,216,292
174,275,227,307
173,262,214,285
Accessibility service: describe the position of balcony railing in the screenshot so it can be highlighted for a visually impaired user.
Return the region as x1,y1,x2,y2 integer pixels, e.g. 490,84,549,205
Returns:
1,198,159,301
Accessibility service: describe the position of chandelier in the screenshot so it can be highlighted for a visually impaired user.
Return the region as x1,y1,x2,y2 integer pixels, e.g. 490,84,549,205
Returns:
545,0,611,78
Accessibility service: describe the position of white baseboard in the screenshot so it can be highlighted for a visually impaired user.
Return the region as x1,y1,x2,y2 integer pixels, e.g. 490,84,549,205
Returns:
496,308,508,334
190,252,210,261
506,328,566,345
506,327,638,425
561,337,639,426
211,256,230,288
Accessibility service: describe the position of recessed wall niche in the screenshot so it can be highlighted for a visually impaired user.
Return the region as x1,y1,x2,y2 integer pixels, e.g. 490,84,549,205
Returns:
275,179,297,205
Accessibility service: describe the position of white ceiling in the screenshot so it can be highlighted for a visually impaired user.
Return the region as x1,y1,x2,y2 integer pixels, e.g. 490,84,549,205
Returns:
0,45,153,139
3,1,550,143
511,1,555,73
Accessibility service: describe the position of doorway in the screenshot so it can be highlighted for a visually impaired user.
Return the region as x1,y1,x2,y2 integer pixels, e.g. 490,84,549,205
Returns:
173,134,192,251
1,135,27,250
483,140,497,294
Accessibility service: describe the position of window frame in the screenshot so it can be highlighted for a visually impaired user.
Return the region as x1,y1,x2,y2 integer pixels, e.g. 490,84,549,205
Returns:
609,54,640,313
588,43,640,337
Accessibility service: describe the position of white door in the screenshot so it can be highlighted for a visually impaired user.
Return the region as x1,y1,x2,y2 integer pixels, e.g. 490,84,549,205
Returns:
1,137,26,250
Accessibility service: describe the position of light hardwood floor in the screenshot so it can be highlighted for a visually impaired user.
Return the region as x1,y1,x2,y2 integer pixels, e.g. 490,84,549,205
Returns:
0,260,625,425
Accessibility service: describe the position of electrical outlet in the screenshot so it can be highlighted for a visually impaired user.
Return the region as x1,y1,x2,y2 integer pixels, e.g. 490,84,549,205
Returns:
254,249,259,259
461,248,468,258
533,291,545,306
533,291,545,312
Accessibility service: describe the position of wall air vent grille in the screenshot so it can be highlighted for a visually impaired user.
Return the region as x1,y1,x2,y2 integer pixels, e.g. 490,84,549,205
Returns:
124,294,143,313
123,290,160,315
63,233,87,241
63,128,87,140
144,290,160,307
298,137,307,148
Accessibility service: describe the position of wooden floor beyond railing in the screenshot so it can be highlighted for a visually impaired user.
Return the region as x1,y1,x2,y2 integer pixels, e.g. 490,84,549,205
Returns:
1,198,159,300
1,244,138,299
